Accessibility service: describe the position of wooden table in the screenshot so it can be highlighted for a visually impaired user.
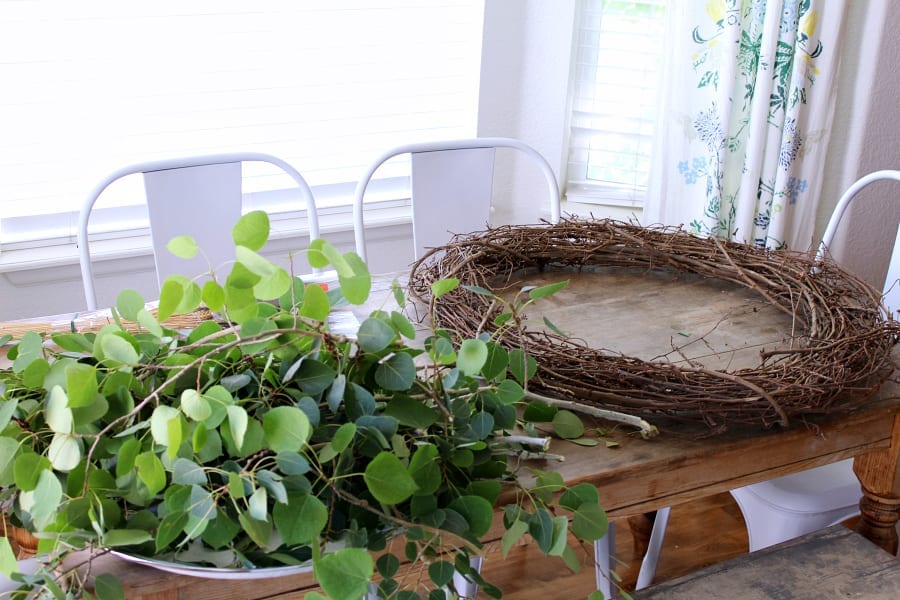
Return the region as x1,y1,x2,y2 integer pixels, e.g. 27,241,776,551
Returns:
4,269,900,598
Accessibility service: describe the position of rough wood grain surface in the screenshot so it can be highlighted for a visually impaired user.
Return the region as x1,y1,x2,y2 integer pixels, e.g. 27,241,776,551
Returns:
632,525,900,599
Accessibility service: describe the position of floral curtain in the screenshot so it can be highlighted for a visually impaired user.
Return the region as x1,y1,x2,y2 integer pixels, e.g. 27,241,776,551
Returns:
644,0,847,250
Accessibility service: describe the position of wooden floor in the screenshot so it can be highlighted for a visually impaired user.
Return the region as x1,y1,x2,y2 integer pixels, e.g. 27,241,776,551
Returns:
479,492,750,599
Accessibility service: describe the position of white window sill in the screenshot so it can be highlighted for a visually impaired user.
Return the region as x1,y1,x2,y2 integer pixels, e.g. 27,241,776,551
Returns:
0,199,412,275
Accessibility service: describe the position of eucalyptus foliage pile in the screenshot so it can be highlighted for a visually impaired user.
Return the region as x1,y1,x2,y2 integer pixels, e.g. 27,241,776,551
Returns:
0,212,609,599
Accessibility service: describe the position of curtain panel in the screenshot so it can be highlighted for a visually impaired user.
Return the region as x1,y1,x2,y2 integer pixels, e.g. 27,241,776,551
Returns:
645,0,847,250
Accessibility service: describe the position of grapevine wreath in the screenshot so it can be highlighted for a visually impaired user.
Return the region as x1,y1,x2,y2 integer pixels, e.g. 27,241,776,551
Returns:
407,219,899,431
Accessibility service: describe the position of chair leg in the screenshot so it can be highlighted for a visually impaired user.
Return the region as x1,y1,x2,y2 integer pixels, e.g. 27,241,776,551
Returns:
635,506,671,590
593,521,617,599
450,556,483,599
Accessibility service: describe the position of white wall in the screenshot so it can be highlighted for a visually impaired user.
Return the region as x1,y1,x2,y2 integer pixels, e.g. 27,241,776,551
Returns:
820,0,900,289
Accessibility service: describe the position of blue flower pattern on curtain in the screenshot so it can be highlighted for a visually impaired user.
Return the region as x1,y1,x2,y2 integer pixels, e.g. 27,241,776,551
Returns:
667,0,834,250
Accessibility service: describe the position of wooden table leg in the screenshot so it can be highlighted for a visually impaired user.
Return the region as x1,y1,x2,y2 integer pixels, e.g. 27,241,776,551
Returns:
853,413,900,555
624,512,655,588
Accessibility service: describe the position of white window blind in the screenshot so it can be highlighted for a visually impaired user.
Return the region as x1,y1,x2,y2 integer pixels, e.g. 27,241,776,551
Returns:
566,0,667,207
0,0,484,249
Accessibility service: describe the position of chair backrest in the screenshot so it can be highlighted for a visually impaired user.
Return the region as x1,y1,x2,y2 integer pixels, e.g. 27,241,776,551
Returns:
815,169,900,311
352,137,561,262
77,153,319,311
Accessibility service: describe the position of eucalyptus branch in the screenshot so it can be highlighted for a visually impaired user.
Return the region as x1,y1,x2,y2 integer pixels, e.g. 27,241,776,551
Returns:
523,390,659,438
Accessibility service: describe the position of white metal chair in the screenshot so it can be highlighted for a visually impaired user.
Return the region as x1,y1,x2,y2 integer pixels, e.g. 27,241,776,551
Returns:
728,169,900,551
351,137,561,263
593,170,900,596
77,153,320,311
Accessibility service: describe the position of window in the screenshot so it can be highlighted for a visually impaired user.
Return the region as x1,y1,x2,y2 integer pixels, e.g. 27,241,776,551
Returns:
0,1,484,253
566,0,667,207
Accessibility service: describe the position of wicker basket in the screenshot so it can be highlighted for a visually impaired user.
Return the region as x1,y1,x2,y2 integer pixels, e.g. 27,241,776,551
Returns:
2,514,39,558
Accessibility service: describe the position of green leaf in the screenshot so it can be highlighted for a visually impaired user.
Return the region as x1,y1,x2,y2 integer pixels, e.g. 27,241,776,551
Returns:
275,451,310,475
100,334,140,367
552,410,585,439
102,529,153,547
226,405,248,450
376,553,401,579
263,406,311,453
0,537,18,578
572,503,609,541
299,281,331,322
231,210,270,252
314,548,374,600
528,280,568,300
543,316,568,337
501,519,528,558
428,560,456,588
116,289,146,321
94,573,126,600
115,437,140,479
156,511,189,552
431,278,459,298
13,452,50,492
202,509,241,549
447,495,494,537
529,508,554,553
533,471,565,504
47,433,82,472
407,443,441,496
12,331,43,374
253,267,292,302
202,280,226,312
331,422,357,453
390,311,416,339
457,338,488,376
150,405,180,447
158,275,202,321
167,235,200,259
66,360,99,408
357,317,395,352
274,492,328,545
383,396,439,429
549,515,569,556
238,511,272,547
305,238,330,269
249,487,267,521
135,451,167,496
235,245,278,277
391,278,406,307
470,411,495,440
19,469,62,530
495,379,525,405
508,348,537,385
462,284,495,297
559,483,600,511
336,251,372,305
22,357,49,389
364,451,418,505
45,385,73,432
137,308,164,337
562,544,582,574
172,458,207,486
569,437,600,447
0,438,19,486
482,343,509,381
290,358,338,395
374,352,416,391
523,400,557,423
181,389,212,422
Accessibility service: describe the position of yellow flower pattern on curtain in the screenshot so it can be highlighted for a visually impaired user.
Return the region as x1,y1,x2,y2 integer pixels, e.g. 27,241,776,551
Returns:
645,0,846,250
